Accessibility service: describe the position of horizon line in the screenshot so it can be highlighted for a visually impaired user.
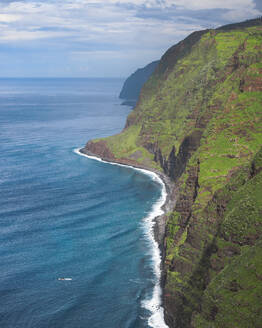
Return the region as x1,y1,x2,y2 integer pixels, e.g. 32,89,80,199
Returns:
0,76,125,79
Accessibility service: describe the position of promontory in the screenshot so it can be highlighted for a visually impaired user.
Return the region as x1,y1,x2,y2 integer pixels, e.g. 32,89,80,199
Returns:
81,18,262,328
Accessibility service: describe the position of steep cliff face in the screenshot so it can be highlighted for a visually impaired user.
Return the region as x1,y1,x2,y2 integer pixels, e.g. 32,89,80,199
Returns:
164,148,262,327
119,60,159,106
190,150,262,328
82,18,262,327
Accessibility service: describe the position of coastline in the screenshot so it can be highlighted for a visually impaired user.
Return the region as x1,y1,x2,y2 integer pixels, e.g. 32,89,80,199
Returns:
75,147,176,328
76,147,176,250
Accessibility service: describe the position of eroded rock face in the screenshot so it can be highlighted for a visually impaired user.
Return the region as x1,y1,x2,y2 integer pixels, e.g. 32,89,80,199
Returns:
163,162,200,327
145,130,202,183
239,70,262,93
82,140,116,160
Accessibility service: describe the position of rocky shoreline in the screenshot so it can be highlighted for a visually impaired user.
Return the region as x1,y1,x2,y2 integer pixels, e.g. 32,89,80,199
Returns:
79,145,177,325
79,146,176,249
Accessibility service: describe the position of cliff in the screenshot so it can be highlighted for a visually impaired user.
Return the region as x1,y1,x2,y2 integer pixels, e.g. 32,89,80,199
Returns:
82,18,262,327
119,60,159,106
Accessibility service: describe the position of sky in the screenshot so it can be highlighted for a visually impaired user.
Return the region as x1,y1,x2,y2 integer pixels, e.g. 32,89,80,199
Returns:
0,0,261,77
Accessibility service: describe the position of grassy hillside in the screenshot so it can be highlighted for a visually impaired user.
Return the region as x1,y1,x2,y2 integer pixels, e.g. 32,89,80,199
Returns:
83,18,262,328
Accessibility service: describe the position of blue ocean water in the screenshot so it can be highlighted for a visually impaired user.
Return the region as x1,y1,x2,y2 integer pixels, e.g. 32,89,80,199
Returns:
0,78,164,328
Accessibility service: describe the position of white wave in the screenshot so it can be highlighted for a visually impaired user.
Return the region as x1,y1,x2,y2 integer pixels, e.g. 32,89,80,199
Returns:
74,147,169,328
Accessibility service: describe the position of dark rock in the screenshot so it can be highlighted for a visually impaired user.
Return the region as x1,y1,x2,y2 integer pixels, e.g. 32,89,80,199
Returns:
228,279,242,292
209,305,218,320
149,130,202,183
81,140,116,160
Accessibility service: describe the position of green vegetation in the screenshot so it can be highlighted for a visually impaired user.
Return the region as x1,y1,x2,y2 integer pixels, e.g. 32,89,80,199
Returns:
96,25,262,165
190,154,262,328
192,240,262,328
85,19,262,328
96,125,161,168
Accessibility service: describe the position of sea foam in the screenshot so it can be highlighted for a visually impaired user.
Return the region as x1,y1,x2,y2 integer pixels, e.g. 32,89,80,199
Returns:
74,148,169,328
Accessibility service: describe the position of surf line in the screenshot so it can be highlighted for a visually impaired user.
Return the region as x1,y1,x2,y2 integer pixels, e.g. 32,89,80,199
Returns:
74,148,169,328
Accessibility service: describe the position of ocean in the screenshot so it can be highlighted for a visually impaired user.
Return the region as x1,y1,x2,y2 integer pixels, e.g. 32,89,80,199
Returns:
0,78,167,328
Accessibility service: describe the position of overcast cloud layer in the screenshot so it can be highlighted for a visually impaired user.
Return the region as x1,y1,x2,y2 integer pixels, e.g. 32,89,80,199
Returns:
0,0,261,77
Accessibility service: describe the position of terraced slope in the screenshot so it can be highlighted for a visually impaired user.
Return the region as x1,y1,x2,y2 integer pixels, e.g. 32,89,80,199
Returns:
82,18,262,328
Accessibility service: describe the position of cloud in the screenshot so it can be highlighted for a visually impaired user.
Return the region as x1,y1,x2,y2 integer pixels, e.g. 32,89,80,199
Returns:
166,0,256,10
0,0,261,77
0,0,260,43
0,0,180,48
0,29,72,41
64,0,260,11
0,13,20,22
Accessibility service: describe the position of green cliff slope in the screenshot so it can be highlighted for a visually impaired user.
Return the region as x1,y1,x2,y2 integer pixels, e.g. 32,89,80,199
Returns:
165,148,262,327
83,18,262,328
